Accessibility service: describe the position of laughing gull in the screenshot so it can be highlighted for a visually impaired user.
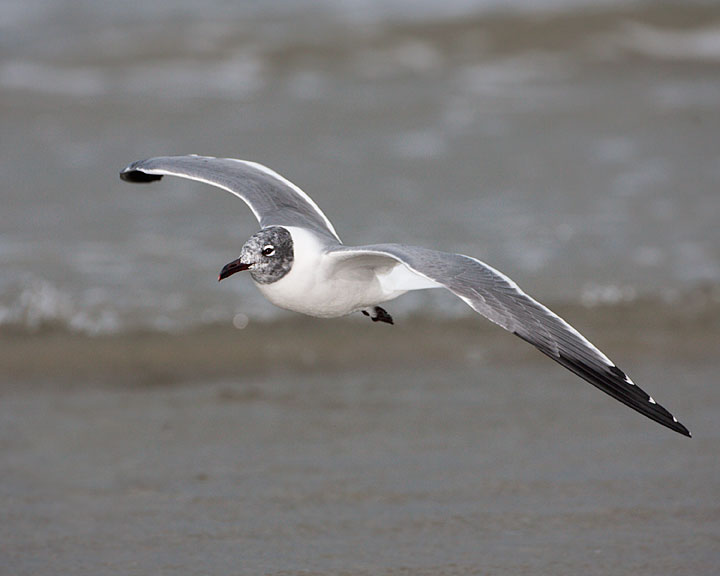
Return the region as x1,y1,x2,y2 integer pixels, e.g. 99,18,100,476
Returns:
121,155,690,437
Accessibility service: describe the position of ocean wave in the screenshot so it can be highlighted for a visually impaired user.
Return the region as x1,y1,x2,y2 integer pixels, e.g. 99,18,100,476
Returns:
620,23,720,62
2,287,718,386
0,56,264,101
5,4,719,101
0,279,122,335
1,274,718,338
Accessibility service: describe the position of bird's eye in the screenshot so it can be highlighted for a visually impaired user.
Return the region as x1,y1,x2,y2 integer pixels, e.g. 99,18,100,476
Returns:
262,245,275,256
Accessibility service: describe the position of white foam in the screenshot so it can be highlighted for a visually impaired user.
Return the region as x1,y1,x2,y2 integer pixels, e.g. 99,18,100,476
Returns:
0,61,106,97
580,284,638,308
0,279,121,335
623,24,720,62
0,55,263,101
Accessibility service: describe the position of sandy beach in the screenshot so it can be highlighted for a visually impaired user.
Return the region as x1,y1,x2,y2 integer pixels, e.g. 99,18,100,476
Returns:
2,1,719,573
1,311,718,575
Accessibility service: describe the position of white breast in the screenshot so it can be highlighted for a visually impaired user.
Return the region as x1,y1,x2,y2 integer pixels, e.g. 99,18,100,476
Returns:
253,227,399,318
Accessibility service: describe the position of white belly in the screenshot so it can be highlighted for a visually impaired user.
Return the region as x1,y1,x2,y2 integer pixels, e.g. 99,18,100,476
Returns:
253,227,405,318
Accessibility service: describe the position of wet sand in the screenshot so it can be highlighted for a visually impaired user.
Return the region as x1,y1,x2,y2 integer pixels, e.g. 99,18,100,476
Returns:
2,2,720,573
1,323,717,575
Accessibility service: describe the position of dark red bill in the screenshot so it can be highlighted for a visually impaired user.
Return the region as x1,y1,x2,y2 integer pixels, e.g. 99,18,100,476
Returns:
218,258,251,281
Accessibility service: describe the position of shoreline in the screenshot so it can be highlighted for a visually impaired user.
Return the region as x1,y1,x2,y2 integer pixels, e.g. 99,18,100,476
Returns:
3,298,718,387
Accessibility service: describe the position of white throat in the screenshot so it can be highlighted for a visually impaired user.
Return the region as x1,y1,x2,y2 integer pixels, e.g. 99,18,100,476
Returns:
252,227,400,318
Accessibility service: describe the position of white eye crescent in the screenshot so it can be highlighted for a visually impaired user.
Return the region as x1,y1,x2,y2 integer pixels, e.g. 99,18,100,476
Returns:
262,245,275,256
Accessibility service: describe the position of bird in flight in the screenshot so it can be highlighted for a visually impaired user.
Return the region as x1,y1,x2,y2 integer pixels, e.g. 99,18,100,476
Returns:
121,155,690,437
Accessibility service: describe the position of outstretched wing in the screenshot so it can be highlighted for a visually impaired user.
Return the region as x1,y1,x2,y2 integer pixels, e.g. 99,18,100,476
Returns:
120,155,341,242
329,244,691,437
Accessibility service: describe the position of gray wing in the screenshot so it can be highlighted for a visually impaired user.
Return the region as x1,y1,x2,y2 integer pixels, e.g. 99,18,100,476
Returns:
330,244,691,437
120,155,341,242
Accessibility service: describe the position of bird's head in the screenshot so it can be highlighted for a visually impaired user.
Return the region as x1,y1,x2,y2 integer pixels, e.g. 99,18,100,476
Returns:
218,226,294,285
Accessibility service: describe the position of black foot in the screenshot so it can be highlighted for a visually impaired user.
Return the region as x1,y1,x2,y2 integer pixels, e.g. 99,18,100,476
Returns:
362,306,394,325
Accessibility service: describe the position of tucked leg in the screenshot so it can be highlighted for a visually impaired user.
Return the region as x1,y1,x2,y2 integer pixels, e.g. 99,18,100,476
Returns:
361,306,394,325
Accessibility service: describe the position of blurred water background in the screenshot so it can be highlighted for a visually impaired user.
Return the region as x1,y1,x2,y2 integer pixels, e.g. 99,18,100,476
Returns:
2,0,719,334
1,1,719,575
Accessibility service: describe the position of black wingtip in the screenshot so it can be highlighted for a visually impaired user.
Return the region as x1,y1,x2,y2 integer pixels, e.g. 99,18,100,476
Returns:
513,331,691,437
119,163,163,183
675,421,692,438
558,352,691,438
